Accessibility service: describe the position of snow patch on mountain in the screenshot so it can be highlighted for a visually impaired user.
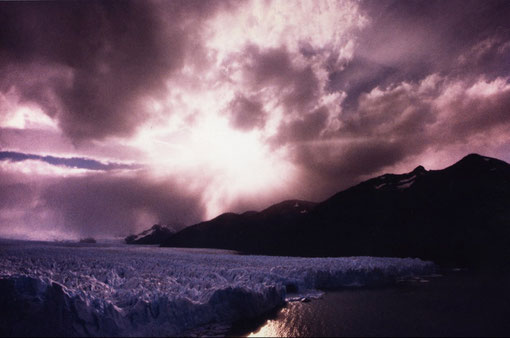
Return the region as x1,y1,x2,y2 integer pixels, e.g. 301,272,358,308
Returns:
396,175,416,189
374,182,387,190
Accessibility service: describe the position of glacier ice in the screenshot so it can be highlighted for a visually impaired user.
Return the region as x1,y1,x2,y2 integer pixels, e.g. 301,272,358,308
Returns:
0,240,434,336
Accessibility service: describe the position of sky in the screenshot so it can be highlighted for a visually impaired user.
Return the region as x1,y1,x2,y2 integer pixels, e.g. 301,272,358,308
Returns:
1,0,510,240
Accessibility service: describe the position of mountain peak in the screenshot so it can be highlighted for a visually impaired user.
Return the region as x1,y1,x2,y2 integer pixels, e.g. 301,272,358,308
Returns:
460,153,489,162
412,165,427,174
452,153,508,171
125,224,175,244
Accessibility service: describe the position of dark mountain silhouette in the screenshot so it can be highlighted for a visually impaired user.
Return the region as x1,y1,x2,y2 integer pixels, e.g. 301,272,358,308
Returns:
125,224,175,245
160,200,316,252
162,154,510,268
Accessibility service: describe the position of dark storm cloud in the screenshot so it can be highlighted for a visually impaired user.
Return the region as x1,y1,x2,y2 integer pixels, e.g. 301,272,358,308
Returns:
227,93,266,131
0,170,35,211
0,168,205,238
275,107,330,144
240,45,321,116
430,82,510,144
0,1,224,142
334,76,510,157
327,57,397,109
0,151,139,171
293,139,412,179
338,82,438,139
41,172,204,237
288,137,422,200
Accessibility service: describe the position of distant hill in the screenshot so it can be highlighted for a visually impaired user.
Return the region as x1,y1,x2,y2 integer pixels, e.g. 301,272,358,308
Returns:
162,154,510,268
125,224,175,245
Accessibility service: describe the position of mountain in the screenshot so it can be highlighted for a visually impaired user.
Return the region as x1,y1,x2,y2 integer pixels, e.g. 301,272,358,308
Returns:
125,224,175,245
162,154,510,268
161,200,316,253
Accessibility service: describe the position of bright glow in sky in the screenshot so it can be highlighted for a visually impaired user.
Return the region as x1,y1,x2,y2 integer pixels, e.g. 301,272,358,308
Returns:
135,110,296,218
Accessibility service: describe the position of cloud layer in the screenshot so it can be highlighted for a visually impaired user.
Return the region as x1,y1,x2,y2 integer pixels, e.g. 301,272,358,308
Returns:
1,0,510,239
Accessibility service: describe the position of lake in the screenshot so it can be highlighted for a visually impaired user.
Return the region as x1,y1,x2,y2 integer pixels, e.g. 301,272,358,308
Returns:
232,270,510,337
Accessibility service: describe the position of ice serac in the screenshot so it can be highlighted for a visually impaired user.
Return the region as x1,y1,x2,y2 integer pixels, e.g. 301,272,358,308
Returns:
0,241,434,337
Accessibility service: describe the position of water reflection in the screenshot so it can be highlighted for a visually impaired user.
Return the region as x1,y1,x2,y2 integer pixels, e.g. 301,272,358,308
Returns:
245,302,314,337
247,307,290,337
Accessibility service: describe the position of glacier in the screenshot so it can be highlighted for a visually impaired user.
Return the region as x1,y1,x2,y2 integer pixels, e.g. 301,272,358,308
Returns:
0,240,434,337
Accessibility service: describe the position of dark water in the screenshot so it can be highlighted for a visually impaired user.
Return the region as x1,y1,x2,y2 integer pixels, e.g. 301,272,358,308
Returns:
230,270,510,337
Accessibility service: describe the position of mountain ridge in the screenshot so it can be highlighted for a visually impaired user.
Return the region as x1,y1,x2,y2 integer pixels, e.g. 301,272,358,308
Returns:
161,153,510,268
